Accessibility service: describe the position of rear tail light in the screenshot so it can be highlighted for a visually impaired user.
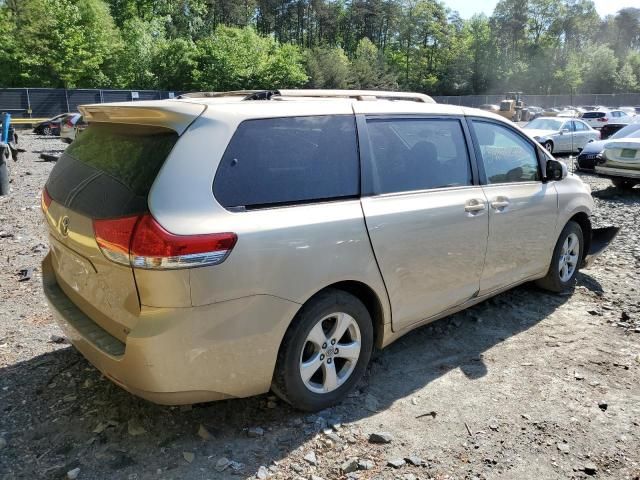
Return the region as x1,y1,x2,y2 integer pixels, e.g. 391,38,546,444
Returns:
65,118,74,127
93,213,236,270
41,188,53,212
597,117,607,122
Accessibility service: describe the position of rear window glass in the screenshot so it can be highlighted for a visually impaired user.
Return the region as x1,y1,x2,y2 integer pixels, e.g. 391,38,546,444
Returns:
213,115,359,209
46,123,178,218
582,112,606,118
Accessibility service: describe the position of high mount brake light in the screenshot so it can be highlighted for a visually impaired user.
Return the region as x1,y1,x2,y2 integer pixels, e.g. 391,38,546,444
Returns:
93,214,236,270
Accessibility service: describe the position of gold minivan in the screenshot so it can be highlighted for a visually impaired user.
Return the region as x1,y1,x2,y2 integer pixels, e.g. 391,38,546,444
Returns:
42,90,616,411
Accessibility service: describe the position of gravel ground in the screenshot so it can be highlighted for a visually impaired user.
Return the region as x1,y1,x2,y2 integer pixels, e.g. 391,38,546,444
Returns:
1,133,639,480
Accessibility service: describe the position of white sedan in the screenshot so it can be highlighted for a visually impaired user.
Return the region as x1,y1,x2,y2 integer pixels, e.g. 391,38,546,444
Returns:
524,117,600,154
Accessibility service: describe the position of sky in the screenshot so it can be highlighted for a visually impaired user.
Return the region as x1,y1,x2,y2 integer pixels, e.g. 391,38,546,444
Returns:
444,0,639,19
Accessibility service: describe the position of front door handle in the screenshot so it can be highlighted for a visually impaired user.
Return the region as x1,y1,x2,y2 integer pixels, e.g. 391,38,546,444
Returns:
464,199,486,213
490,197,510,210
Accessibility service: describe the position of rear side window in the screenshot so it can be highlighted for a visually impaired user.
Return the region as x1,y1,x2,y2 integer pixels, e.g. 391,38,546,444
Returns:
46,124,178,218
213,115,359,209
365,118,472,194
582,112,606,119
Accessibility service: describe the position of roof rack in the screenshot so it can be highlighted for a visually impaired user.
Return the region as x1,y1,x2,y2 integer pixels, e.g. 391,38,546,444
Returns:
276,89,435,103
177,89,435,103
176,90,263,99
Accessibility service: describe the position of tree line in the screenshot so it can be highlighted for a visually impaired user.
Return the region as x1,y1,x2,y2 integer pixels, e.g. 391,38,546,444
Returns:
0,0,639,95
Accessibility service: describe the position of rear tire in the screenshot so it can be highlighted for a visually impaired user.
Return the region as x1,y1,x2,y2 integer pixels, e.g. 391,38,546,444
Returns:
612,178,637,190
43,126,52,136
272,289,373,411
536,221,583,293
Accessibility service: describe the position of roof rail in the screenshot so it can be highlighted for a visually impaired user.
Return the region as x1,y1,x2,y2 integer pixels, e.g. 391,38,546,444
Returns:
276,89,435,103
176,90,262,99
177,89,435,103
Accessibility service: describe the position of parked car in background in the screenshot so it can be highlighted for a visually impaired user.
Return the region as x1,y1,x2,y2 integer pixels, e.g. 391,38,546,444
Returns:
580,110,632,129
618,107,637,117
478,104,499,112
524,117,600,154
577,123,640,171
599,115,640,140
557,109,579,118
527,106,544,119
40,89,616,411
60,113,84,144
33,113,71,136
595,138,640,190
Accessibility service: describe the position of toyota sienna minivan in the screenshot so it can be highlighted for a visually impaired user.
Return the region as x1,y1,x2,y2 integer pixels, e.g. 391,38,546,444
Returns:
41,90,617,411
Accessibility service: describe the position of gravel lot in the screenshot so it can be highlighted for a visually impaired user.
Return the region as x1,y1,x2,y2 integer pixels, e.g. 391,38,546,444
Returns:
1,133,639,480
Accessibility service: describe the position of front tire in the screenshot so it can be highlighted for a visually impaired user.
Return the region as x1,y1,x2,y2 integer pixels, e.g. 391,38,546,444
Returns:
272,289,373,411
543,141,554,154
612,178,637,190
536,221,583,293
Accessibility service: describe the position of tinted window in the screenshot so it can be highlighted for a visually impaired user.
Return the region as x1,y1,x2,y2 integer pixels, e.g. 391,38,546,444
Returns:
46,124,178,218
472,121,540,184
365,118,472,194
582,112,606,119
213,116,358,209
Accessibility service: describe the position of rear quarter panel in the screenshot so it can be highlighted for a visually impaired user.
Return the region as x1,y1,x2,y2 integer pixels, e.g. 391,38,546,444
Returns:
147,105,391,324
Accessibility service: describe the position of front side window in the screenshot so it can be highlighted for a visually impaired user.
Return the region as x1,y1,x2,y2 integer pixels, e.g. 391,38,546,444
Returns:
213,115,359,209
472,120,540,184
365,118,472,194
574,121,587,131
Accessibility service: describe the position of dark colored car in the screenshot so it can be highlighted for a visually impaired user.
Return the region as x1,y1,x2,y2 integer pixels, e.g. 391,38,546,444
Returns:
33,113,72,136
576,123,640,171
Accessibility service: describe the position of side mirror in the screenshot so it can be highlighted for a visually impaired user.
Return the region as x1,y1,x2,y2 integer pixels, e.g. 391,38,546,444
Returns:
546,159,567,181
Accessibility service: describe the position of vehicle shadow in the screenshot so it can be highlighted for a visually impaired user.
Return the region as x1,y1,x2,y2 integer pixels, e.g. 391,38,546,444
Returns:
0,280,582,479
591,185,640,202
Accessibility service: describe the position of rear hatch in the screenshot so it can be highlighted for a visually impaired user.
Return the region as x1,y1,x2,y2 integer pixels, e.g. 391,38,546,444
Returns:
43,102,204,341
581,111,607,128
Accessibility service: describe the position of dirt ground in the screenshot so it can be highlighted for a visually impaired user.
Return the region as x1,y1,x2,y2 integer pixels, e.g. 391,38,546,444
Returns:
1,133,639,480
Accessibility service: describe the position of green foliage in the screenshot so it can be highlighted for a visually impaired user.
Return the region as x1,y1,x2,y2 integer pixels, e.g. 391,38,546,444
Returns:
0,0,638,94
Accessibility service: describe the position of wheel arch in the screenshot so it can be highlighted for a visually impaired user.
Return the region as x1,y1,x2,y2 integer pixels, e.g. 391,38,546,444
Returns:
568,211,592,261
295,281,387,349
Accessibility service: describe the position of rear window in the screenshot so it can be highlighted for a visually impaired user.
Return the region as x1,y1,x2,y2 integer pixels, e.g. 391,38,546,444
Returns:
582,112,606,118
213,115,359,209
46,123,178,218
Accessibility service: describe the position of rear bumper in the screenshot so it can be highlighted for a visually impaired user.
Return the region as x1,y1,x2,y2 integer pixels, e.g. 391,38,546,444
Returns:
583,227,620,268
595,166,640,179
43,253,300,404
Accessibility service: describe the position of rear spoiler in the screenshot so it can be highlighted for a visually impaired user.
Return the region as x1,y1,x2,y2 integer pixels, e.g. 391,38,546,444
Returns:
78,101,206,135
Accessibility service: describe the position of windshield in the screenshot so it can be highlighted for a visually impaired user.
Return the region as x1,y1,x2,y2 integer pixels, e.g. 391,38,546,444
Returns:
610,123,640,139
499,101,511,111
526,118,563,131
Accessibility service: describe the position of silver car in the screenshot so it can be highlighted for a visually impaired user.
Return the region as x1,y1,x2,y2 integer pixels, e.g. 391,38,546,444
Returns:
41,90,617,411
524,117,600,154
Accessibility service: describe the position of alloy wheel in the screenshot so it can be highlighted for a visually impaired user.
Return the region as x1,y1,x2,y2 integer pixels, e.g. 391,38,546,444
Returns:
299,312,361,394
558,232,579,282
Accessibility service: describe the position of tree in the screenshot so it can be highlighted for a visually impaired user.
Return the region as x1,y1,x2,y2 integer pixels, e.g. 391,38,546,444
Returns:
305,46,352,88
614,63,639,92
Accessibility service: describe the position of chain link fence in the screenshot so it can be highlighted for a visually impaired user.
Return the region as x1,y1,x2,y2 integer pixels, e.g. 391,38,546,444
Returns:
3,88,640,118
0,88,181,118
434,93,640,108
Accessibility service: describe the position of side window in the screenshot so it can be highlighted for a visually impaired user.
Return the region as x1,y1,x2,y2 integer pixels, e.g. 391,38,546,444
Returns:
565,122,575,132
575,121,587,131
213,115,359,209
365,118,472,194
472,120,540,184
